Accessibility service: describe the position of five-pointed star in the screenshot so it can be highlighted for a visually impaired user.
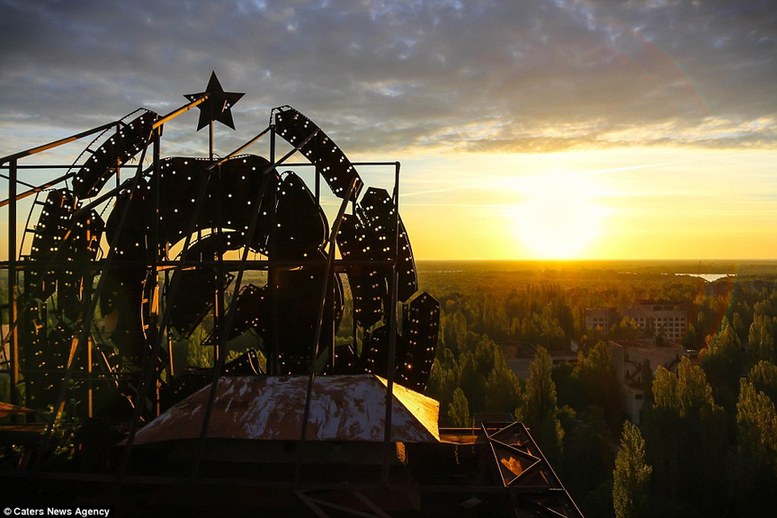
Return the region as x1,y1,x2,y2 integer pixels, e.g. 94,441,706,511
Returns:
185,71,244,131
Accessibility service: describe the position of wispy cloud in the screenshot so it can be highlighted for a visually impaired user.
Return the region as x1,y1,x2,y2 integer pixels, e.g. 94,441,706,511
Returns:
1,0,775,156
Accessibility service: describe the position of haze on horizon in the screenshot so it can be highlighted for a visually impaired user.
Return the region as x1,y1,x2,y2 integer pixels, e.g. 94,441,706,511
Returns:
1,0,775,261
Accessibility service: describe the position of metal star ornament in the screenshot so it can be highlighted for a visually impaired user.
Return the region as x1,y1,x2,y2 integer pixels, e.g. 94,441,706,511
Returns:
185,72,244,131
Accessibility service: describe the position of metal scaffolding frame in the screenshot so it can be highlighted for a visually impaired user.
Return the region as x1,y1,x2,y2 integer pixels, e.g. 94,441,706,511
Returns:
0,76,579,517
0,85,421,482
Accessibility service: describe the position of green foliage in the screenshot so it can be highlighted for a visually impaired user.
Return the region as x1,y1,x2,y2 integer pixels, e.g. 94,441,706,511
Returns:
561,405,616,509
748,314,776,365
551,361,578,409
458,334,498,411
427,348,460,411
431,280,578,351
447,387,470,427
440,309,468,356
416,262,777,515
613,421,652,518
185,322,214,368
612,316,640,340
581,478,615,518
736,379,777,516
650,365,678,409
748,360,777,404
744,382,777,444
675,357,719,417
693,294,729,349
642,358,727,516
537,414,565,473
428,313,520,423
701,316,744,415
519,347,564,466
520,347,558,428
575,341,622,428
484,352,521,414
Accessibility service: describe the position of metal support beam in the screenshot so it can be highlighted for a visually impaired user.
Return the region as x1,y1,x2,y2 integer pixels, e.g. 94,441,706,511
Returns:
8,159,20,411
150,95,209,131
382,161,401,484
0,122,117,164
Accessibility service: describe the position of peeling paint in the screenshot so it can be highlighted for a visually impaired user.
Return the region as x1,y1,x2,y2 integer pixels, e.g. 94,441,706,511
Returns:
133,375,440,445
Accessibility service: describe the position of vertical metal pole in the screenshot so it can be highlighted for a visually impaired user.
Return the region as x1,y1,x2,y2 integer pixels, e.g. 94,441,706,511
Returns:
167,332,175,378
87,338,93,418
115,155,121,191
214,161,224,367
315,165,321,203
382,161,401,484
8,159,19,409
321,161,329,368
330,274,336,368
269,126,278,375
351,198,358,356
151,135,161,415
209,119,223,367
83,265,94,419
152,136,161,270
209,121,214,162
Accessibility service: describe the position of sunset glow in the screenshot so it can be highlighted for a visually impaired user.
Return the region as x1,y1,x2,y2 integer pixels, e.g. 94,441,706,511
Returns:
398,147,777,261
1,1,775,261
511,171,609,259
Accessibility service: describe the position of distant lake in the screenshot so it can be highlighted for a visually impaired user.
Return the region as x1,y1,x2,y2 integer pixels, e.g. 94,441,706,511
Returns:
677,273,734,282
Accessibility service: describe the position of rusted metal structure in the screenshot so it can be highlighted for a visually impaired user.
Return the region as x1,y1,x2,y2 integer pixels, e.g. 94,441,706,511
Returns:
0,74,581,517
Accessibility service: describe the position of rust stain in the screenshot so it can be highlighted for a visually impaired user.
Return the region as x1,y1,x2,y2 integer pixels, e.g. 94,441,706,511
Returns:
133,375,440,445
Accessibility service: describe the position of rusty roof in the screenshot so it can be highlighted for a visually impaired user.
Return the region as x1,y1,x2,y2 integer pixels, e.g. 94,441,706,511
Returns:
133,375,440,445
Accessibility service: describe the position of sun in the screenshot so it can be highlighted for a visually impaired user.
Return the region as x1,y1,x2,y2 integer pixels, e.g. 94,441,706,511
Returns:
511,171,608,259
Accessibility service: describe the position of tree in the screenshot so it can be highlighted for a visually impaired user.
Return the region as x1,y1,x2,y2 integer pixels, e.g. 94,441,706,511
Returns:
748,360,777,404
748,314,775,365
642,366,681,493
735,379,777,516
484,352,521,414
613,421,652,518
521,347,558,427
701,316,743,415
613,316,639,340
447,387,471,428
641,358,727,516
441,309,468,357
458,334,498,413
561,405,615,506
519,347,564,465
575,341,622,429
426,348,460,411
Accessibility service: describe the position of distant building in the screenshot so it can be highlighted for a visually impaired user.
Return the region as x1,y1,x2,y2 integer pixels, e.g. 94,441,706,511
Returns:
584,307,617,332
608,338,683,424
624,302,688,344
504,350,577,381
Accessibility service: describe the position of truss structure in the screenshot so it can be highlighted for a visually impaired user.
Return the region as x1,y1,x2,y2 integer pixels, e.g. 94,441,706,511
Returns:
0,74,581,517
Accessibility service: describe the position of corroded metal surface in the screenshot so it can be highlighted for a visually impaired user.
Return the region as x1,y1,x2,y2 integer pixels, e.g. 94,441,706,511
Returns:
133,374,439,445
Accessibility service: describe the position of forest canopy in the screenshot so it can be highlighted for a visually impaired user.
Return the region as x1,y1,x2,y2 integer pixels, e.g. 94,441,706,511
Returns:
419,260,777,517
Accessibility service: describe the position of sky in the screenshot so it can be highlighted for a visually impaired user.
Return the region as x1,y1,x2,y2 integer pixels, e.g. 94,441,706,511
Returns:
1,0,776,260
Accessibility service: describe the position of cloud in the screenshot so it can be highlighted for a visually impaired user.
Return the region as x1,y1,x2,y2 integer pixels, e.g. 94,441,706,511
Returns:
1,0,775,157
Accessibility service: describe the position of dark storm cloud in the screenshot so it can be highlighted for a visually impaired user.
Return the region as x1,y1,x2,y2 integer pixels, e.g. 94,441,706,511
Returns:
1,0,775,155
